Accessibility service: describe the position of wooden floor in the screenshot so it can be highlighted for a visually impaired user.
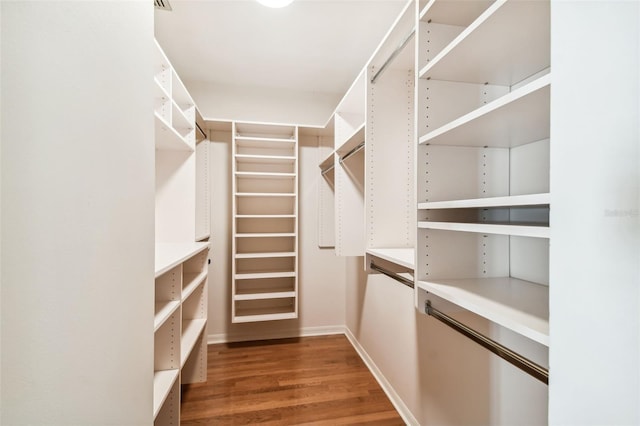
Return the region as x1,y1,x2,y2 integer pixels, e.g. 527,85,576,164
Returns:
180,334,404,425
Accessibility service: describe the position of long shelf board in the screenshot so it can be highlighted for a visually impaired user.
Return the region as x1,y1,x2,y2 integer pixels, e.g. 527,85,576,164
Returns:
182,271,207,301
155,242,210,277
419,0,550,86
180,319,206,367
419,74,550,148
235,252,296,259
155,114,193,152
235,171,296,179
232,311,297,324
420,0,493,26
235,233,296,238
366,248,415,270
235,271,297,280
417,277,549,346
336,122,365,156
418,221,549,238
235,135,296,143
234,291,297,301
235,192,296,197
235,154,296,164
154,300,180,332
171,100,194,132
153,369,180,419
236,214,296,219
319,151,335,169
418,193,550,210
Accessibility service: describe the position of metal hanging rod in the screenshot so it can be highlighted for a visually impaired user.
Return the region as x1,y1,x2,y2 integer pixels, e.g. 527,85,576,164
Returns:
369,261,414,288
370,27,416,84
321,163,335,176
425,301,549,384
339,141,365,164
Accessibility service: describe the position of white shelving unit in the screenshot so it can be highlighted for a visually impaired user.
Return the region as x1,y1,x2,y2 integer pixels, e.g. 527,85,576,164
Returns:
232,122,299,323
415,0,551,364
154,242,209,426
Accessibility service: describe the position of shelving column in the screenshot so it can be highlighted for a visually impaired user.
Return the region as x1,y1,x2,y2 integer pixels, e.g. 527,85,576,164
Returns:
232,122,299,322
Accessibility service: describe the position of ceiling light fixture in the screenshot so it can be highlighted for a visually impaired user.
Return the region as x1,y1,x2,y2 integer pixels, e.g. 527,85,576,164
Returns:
256,0,294,8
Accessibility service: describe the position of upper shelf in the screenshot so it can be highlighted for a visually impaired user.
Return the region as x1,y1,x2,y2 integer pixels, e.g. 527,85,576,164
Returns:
418,193,550,210
155,114,194,152
336,123,365,157
419,74,550,148
419,0,550,86
155,242,210,278
420,0,493,26
418,221,549,239
366,248,415,270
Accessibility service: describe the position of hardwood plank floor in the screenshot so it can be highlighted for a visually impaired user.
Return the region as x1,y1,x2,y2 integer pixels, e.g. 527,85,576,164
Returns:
180,334,405,425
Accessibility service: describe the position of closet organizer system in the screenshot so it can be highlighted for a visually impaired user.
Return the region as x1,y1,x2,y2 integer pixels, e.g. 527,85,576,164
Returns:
154,40,211,425
319,0,550,384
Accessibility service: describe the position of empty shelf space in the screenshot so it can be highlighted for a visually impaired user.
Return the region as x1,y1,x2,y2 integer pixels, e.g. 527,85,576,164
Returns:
235,136,296,146
153,369,179,419
235,154,296,163
319,151,335,170
418,193,550,210
236,214,295,219
417,277,549,346
419,74,550,148
419,0,550,85
336,123,365,158
155,242,210,277
180,319,206,367
418,221,549,238
235,252,296,259
234,290,296,301
182,271,207,301
154,113,193,152
235,271,296,280
235,171,296,179
233,311,297,323
154,300,180,332
236,233,296,238
366,248,415,270
235,192,296,197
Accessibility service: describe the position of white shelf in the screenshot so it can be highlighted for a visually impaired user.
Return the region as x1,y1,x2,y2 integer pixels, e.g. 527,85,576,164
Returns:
420,0,493,26
235,192,296,197
417,277,549,346
236,214,295,219
319,151,335,169
234,291,296,301
155,242,210,277
180,319,206,367
182,270,207,301
235,233,295,238
336,122,365,156
154,113,193,152
235,252,296,259
235,171,296,179
366,248,415,270
153,369,180,419
418,193,550,210
235,154,296,163
232,311,297,323
418,221,549,239
419,0,549,86
419,74,550,148
154,301,180,332
235,271,296,280
235,136,296,147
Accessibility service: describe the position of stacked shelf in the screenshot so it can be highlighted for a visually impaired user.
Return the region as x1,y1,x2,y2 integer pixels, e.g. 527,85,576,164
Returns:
232,122,299,323
154,242,209,426
415,0,551,349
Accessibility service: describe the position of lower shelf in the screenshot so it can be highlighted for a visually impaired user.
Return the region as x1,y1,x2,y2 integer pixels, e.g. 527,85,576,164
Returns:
233,297,297,323
417,277,549,346
232,311,298,323
180,319,206,366
153,369,179,419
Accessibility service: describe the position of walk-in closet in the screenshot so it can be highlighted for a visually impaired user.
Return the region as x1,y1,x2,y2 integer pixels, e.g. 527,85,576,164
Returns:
2,1,639,425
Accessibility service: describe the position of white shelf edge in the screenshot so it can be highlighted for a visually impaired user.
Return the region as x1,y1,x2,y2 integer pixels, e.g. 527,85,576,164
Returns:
154,113,193,152
180,319,207,368
235,192,296,197
235,135,296,143
153,369,179,419
154,300,180,332
366,248,415,270
235,171,296,178
234,291,297,301
235,154,296,161
235,233,296,238
232,311,297,323
319,150,336,169
182,270,207,301
417,277,549,346
235,271,296,280
235,252,296,259
236,214,296,218
418,193,550,210
155,242,210,278
418,221,550,238
418,74,550,145
336,122,366,156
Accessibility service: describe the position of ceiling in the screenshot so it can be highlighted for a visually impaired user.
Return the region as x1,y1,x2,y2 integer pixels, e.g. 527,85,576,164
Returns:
154,0,408,104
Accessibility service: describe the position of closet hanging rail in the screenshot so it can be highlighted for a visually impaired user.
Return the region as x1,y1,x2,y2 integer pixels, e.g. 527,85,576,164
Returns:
370,27,415,84
425,301,549,384
369,261,414,288
339,141,365,164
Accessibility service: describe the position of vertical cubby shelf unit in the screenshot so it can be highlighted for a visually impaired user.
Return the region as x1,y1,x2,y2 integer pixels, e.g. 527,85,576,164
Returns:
232,122,299,323
154,242,209,426
415,0,551,358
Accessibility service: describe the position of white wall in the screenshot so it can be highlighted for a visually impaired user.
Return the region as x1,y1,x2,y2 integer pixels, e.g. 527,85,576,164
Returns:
549,2,640,424
207,131,346,342
189,81,339,128
1,2,155,424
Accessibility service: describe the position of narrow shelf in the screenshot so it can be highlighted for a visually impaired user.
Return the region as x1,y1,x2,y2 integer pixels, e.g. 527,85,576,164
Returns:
233,311,297,323
235,136,296,148
418,193,550,210
153,369,179,419
420,0,493,26
418,221,549,238
319,151,335,169
417,277,549,346
419,0,549,85
155,242,210,277
235,252,296,259
235,171,296,179
336,122,365,157
419,74,550,148
154,113,193,152
235,233,296,238
154,300,180,332
236,214,295,219
180,319,206,367
182,270,207,301
234,291,296,301
366,248,415,270
235,192,296,197
171,100,193,132
235,271,296,280
235,154,296,163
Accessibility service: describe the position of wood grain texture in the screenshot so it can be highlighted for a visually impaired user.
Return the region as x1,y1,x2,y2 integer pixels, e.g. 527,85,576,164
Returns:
180,335,404,425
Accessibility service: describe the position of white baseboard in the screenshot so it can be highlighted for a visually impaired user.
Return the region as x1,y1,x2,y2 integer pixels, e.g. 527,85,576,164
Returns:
344,328,419,426
207,325,346,344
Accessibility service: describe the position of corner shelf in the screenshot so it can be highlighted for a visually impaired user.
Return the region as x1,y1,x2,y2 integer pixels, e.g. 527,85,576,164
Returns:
366,248,415,270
